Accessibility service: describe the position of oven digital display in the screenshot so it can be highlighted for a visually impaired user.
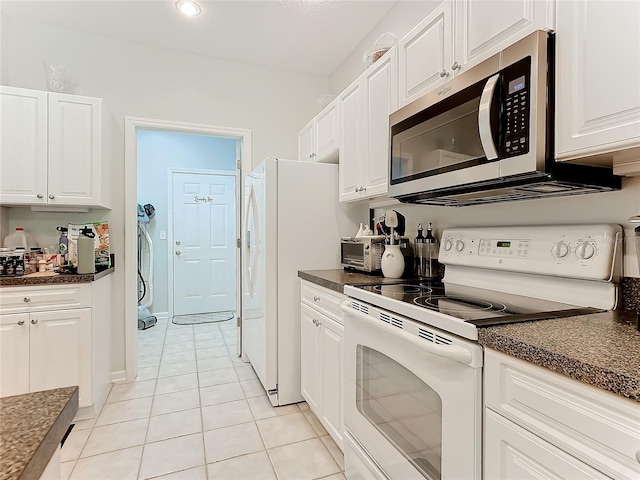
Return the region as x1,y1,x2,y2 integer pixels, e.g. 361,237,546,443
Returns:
508,76,526,94
496,241,511,248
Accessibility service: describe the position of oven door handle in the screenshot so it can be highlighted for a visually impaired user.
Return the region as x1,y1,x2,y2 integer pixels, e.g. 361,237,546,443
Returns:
341,302,473,366
478,73,500,161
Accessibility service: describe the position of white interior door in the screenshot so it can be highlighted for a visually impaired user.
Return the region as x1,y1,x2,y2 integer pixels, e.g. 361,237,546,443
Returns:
173,171,236,316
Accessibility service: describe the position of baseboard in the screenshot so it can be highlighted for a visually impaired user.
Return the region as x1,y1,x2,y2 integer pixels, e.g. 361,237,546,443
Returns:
110,370,126,383
153,312,169,320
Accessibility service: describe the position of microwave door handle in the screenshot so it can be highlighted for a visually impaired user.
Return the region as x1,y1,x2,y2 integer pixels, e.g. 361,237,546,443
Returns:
478,73,500,160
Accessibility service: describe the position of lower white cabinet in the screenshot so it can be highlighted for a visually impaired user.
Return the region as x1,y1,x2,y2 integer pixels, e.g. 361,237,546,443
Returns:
484,348,640,480
300,281,345,450
0,277,111,417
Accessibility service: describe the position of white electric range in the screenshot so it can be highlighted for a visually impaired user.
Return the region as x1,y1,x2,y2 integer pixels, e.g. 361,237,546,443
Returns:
340,224,623,480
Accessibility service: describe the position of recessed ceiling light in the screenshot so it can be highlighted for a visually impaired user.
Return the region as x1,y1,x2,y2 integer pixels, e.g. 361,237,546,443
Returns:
175,0,202,17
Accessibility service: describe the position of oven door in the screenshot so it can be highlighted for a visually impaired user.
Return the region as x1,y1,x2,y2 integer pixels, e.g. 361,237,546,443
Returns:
341,241,367,270
341,301,482,480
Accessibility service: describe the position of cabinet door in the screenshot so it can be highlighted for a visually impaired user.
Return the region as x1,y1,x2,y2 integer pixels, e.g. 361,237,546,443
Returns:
0,86,48,205
338,78,364,202
363,49,397,199
0,313,30,397
29,308,91,407
48,93,102,205
315,101,339,163
453,0,554,75
321,315,344,450
300,304,321,412
485,409,610,480
298,119,315,162
555,0,640,161
398,1,453,108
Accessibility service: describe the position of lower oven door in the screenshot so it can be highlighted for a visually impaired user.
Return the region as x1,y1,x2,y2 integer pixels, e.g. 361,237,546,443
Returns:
341,301,483,480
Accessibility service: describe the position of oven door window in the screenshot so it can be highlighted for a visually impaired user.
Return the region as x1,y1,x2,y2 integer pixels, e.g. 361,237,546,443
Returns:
390,79,499,185
356,345,442,480
342,242,365,267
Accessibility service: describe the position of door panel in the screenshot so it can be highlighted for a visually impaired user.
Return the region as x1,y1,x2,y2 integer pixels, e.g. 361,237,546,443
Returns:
0,313,30,397
173,172,236,315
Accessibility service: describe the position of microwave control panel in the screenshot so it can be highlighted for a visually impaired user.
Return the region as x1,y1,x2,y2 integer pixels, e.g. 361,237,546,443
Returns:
501,57,531,158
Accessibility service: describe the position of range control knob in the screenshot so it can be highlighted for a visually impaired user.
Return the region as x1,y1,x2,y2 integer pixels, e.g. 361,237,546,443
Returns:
444,239,453,251
455,240,465,252
576,242,596,260
552,241,569,258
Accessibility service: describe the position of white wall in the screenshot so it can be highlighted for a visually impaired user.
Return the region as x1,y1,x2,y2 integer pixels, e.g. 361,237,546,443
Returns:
137,129,237,315
329,1,440,93
1,15,330,376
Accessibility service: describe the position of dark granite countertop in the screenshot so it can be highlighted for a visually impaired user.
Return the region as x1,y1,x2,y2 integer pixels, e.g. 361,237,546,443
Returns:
298,269,418,293
0,267,114,287
478,310,640,402
0,386,78,480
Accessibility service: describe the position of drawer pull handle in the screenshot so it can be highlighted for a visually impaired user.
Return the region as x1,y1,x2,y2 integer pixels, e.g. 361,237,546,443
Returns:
31,319,38,325
17,320,25,326
23,297,31,303
313,296,320,302
48,194,55,199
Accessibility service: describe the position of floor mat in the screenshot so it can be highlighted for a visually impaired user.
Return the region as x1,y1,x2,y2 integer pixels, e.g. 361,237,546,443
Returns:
172,311,235,325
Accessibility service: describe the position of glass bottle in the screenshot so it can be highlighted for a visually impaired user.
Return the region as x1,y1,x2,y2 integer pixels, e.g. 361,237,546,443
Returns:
414,222,426,277
424,222,439,279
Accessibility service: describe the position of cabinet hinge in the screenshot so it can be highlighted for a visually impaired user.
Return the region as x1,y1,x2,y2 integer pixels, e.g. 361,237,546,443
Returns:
236,159,241,170
236,316,241,328
236,238,241,248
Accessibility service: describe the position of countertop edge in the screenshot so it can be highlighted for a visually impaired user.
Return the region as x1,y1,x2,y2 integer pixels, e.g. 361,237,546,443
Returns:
0,267,114,287
298,271,344,294
478,331,640,402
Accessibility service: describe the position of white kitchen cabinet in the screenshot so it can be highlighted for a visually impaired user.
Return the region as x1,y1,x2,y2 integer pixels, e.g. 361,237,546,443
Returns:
300,280,346,450
398,0,554,108
297,99,339,163
555,0,640,174
339,48,397,203
0,86,109,208
484,348,640,480
0,313,30,397
0,277,112,418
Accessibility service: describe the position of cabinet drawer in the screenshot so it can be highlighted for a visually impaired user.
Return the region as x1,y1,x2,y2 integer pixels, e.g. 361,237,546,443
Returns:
485,349,640,480
301,281,345,323
0,284,92,313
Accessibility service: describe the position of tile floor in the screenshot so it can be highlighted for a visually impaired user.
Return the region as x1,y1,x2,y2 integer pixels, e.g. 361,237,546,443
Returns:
60,316,345,480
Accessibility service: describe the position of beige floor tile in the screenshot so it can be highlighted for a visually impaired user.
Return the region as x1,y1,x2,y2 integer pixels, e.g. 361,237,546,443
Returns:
199,382,245,407
230,355,245,366
160,350,196,365
60,460,75,480
320,435,344,472
135,366,160,381
163,341,195,354
207,451,276,480
235,364,258,381
201,399,253,431
96,397,153,427
303,408,328,436
71,416,97,431
318,473,346,480
241,379,266,398
268,438,339,480
198,367,238,388
247,395,300,420
158,360,197,378
107,380,156,403
60,428,91,462
138,344,163,358
163,332,193,344
149,465,207,479
139,434,205,479
146,408,202,443
139,355,162,368
195,346,229,360
203,422,265,463
298,401,310,411
70,446,143,480
195,337,226,348
196,356,233,372
151,389,201,416
81,419,149,457
155,373,198,395
256,412,317,449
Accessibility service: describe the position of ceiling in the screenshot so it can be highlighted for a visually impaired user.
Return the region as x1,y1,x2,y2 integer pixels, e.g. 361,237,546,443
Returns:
0,0,398,76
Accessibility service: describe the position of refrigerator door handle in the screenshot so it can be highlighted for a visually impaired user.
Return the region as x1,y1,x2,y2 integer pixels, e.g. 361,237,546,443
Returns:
243,182,260,297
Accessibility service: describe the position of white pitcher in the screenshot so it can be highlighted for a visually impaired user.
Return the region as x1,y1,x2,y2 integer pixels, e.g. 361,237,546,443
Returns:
381,244,404,278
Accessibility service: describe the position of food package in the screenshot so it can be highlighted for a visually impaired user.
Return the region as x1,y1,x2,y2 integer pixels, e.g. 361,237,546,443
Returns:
68,222,111,269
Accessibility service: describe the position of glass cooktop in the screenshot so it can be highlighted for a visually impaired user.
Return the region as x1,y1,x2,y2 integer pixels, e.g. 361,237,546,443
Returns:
356,281,601,326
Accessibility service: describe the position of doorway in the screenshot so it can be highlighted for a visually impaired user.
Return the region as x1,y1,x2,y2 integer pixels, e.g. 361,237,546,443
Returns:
124,118,251,382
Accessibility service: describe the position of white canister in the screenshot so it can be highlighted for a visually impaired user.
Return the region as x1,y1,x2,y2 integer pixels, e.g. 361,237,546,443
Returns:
381,244,404,279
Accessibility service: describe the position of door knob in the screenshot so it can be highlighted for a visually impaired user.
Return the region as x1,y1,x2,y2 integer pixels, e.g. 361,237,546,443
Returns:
31,319,38,325
175,241,181,246
17,320,25,326
175,251,182,256
440,70,450,77
452,61,461,71
23,297,31,303
48,194,55,199
36,194,43,199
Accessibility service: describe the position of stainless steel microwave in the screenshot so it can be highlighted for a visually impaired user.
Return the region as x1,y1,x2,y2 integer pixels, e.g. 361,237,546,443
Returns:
388,31,620,207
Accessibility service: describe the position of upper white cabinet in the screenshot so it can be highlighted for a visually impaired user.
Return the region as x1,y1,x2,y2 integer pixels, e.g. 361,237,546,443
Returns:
555,0,640,174
339,48,397,203
297,99,339,163
0,86,110,208
398,0,554,108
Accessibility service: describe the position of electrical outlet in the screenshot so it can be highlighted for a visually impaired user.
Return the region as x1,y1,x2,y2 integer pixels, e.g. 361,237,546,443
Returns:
159,231,167,240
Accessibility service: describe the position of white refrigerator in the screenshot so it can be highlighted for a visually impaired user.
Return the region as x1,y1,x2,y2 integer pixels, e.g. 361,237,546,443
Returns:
242,158,364,406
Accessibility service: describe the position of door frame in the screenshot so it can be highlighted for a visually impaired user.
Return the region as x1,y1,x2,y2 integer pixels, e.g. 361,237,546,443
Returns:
167,168,238,320
124,117,251,382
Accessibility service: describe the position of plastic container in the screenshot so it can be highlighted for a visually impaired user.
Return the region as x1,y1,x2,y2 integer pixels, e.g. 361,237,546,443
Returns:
77,228,95,274
3,227,38,250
